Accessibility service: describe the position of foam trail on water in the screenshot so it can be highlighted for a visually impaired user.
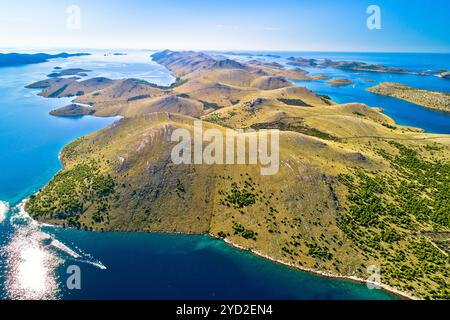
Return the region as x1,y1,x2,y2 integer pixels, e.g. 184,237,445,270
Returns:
50,239,107,269
49,238,106,269
0,200,10,223
79,259,107,270
50,239,80,259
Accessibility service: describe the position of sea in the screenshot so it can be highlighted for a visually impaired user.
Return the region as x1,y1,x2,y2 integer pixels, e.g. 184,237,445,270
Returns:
0,49,449,300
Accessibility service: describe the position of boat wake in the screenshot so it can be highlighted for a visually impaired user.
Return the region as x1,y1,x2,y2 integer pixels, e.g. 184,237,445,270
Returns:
49,238,107,270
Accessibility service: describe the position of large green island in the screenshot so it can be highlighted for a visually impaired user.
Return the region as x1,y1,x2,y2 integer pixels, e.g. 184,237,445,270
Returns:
25,51,450,300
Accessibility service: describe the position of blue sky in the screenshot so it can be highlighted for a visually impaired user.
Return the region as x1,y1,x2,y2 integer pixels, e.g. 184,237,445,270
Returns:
0,0,449,52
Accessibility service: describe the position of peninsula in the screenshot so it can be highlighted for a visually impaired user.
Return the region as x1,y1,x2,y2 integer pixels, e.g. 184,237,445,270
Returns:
368,82,450,113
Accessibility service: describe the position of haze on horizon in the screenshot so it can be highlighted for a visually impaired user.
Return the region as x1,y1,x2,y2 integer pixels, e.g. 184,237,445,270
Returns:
0,0,449,53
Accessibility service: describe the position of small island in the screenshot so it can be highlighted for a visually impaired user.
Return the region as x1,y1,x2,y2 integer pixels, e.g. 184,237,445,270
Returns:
327,78,353,87
368,82,450,113
49,103,95,117
47,68,92,78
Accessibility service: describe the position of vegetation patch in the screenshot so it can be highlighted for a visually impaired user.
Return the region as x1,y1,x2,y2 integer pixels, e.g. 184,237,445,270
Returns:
337,142,450,299
169,77,189,88
220,182,256,209
306,242,333,260
317,94,333,105
48,84,69,98
61,138,86,160
175,180,186,199
199,100,222,110
250,118,337,141
278,98,312,107
233,222,258,240
127,94,151,102
204,113,233,127
26,161,116,229
381,122,397,130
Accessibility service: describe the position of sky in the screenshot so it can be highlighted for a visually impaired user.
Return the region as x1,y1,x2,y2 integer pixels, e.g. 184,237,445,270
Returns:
0,0,449,52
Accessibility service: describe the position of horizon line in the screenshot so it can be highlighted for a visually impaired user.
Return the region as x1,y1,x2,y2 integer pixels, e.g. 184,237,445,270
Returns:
0,46,449,55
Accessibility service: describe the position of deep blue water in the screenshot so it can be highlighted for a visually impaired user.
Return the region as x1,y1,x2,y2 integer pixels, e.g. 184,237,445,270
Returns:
1,50,449,300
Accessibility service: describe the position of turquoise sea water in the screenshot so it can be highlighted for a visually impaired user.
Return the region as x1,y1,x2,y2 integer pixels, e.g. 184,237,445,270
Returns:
0,50,448,300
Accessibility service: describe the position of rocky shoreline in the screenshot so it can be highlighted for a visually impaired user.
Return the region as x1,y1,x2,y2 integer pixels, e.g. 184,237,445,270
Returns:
220,237,418,300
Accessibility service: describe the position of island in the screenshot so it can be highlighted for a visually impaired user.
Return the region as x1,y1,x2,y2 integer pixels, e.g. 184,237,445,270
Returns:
327,78,353,87
47,68,91,78
287,57,319,67
321,59,413,74
24,50,450,300
223,51,281,58
0,52,90,68
284,56,450,77
368,82,450,113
